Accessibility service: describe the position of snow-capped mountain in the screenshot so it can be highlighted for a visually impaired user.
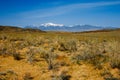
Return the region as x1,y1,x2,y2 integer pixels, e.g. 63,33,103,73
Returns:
24,23,116,32
41,23,64,27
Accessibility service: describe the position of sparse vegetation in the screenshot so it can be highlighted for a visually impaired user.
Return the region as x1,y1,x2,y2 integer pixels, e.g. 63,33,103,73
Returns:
0,70,18,80
58,39,77,52
13,52,22,60
0,26,120,80
23,72,34,80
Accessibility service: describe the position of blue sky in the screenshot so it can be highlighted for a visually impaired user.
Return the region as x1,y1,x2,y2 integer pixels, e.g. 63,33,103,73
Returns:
0,0,120,27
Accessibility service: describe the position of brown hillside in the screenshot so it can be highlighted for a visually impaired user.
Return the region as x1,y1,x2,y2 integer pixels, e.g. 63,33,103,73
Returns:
0,25,45,32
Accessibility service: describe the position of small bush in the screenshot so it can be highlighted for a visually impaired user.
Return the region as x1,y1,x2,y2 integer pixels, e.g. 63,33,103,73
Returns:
71,52,105,68
0,47,7,56
58,71,71,80
26,47,36,64
23,73,33,80
109,53,120,69
0,43,10,56
39,48,55,70
0,70,18,80
100,69,120,80
51,71,71,80
58,39,77,52
13,53,21,60
0,35,7,40
104,77,119,80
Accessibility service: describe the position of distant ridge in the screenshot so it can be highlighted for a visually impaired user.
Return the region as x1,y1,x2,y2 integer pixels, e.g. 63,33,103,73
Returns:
0,25,45,32
0,25,119,33
73,28,120,33
25,23,118,32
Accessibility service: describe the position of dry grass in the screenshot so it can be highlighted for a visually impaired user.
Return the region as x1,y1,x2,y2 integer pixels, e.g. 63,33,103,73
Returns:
0,26,120,80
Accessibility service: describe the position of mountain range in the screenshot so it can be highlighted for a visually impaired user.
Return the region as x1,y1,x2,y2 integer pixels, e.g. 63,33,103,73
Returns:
24,23,117,32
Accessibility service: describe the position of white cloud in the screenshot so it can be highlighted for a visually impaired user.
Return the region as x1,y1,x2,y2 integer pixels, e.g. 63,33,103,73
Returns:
17,1,120,19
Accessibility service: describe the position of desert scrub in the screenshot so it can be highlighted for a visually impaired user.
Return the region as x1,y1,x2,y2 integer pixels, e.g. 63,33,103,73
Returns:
45,48,55,70
0,70,18,80
0,45,7,56
39,47,57,70
13,52,22,60
100,69,119,80
106,40,120,69
3,42,24,59
71,40,107,69
23,72,33,80
71,52,106,69
109,52,120,69
51,70,71,80
0,42,15,56
58,39,77,52
105,40,120,53
0,34,7,40
26,47,38,64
